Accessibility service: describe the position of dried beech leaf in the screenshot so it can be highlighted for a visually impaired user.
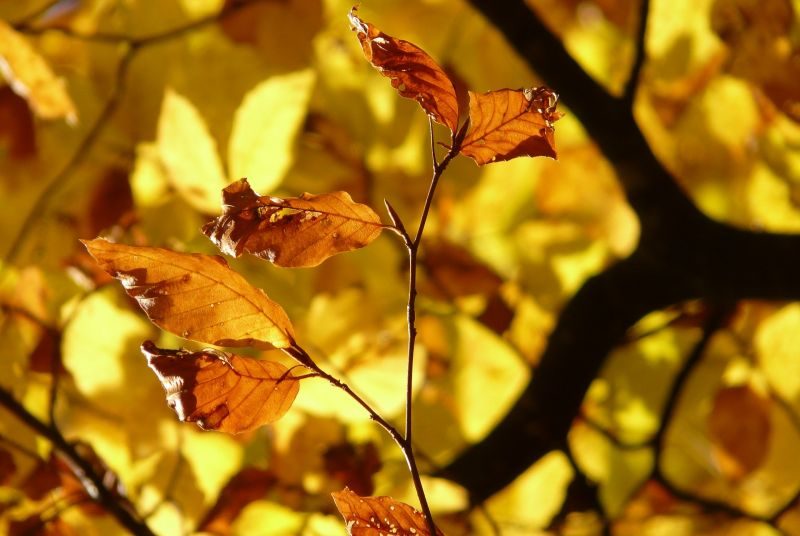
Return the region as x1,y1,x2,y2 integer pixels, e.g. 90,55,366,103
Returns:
82,238,295,350
460,87,561,165
348,9,459,133
708,384,771,480
332,487,444,536
203,178,383,268
0,20,77,124
142,341,300,434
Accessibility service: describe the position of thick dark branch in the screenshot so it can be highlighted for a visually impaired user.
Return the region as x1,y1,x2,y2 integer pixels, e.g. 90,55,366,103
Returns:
441,0,800,503
439,254,693,501
0,387,155,535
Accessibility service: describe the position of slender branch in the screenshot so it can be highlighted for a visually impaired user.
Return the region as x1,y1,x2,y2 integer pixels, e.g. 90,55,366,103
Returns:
0,387,155,535
624,0,650,102
14,0,268,46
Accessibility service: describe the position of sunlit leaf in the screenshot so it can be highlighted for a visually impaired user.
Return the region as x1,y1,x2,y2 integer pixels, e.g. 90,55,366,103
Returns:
348,9,460,133
0,20,77,124
708,384,771,480
141,341,300,434
202,178,384,267
81,238,295,350
460,87,561,165
228,70,315,194
331,487,445,536
157,88,228,213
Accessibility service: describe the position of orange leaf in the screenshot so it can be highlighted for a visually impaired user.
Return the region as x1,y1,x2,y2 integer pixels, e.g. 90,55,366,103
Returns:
332,487,444,536
203,179,383,268
142,341,300,434
708,384,771,480
348,9,460,133
82,238,295,350
460,87,561,165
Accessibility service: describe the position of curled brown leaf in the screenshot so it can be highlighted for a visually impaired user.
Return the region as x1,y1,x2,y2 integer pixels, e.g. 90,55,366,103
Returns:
82,238,295,351
203,178,383,268
142,341,300,434
460,87,561,165
332,487,445,535
348,9,460,133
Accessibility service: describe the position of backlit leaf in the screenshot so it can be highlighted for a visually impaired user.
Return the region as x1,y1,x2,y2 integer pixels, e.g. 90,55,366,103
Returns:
142,341,300,434
228,69,315,194
348,9,460,133
460,87,561,165
81,238,295,350
157,88,228,213
331,487,445,536
202,178,383,267
708,384,772,480
0,20,77,124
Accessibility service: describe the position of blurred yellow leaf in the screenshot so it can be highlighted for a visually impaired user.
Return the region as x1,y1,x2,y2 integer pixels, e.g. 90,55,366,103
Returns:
0,20,77,124
157,87,228,213
480,450,573,534
452,315,530,442
228,70,315,194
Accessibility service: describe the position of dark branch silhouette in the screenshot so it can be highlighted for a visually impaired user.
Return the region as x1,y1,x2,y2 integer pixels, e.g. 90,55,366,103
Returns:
441,0,800,504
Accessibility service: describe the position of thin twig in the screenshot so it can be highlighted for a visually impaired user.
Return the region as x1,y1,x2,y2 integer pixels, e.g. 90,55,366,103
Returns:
0,387,155,535
623,0,650,103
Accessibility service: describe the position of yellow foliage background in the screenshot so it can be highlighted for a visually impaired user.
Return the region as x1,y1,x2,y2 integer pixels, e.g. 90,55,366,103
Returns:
1,0,800,534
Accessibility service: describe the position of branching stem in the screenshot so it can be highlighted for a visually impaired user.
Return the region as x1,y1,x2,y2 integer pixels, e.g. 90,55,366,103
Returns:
0,387,155,536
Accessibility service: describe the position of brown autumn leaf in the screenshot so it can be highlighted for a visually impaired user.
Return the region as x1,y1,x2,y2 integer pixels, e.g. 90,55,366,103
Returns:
460,87,561,165
82,238,296,351
0,447,15,485
348,9,460,133
324,441,382,496
8,514,76,536
708,384,772,480
202,178,383,268
0,86,36,160
420,239,503,300
142,341,300,434
332,487,445,536
197,467,277,535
